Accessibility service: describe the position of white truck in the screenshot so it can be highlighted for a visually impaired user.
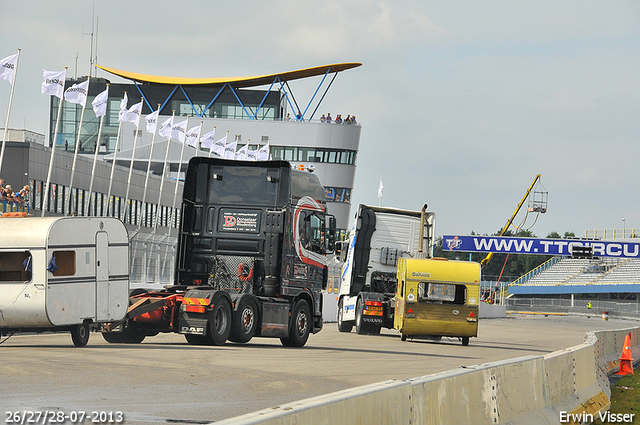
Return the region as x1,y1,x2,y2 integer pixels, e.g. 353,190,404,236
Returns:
0,217,130,346
337,204,435,334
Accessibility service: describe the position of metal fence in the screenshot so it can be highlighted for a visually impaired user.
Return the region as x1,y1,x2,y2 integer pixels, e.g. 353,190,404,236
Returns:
506,296,640,317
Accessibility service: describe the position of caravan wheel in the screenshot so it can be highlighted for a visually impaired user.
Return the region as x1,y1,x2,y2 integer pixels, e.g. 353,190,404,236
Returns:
71,323,90,347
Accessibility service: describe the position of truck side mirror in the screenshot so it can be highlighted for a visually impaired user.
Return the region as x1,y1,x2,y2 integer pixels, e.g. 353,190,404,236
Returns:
325,215,337,253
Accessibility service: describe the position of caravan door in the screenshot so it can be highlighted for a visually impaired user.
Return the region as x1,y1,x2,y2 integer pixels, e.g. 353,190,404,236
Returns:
95,231,109,321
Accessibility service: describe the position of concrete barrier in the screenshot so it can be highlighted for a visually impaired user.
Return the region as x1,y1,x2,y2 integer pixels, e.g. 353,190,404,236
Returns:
215,325,640,425
479,302,507,318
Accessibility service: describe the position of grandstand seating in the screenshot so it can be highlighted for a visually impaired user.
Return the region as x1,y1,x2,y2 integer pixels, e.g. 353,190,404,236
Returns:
513,258,640,286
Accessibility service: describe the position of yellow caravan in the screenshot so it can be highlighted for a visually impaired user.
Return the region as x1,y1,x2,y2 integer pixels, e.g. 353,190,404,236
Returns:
394,257,480,345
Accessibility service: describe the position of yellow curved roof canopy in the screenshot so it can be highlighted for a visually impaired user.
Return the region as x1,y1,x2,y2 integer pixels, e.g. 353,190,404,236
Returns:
96,63,362,88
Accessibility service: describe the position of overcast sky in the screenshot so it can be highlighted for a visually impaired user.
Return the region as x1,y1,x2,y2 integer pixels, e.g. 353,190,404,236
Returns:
2,1,639,238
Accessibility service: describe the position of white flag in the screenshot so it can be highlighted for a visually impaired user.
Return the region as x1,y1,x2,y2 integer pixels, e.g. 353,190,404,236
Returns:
200,130,215,149
185,125,201,148
224,141,237,159
378,178,384,198
91,87,109,117
235,144,248,160
41,69,66,99
64,79,90,106
247,148,258,162
159,116,173,138
257,143,270,161
211,135,226,157
118,93,128,122
120,101,143,125
172,119,188,143
145,110,159,134
0,53,19,84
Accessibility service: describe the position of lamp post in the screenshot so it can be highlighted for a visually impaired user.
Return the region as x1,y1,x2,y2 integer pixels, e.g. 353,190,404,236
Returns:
623,218,626,238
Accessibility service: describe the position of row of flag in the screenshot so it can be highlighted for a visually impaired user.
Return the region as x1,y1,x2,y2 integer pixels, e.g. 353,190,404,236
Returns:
1,52,271,161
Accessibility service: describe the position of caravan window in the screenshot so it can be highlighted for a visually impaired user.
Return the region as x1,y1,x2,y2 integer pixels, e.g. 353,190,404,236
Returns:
50,251,76,277
0,251,32,282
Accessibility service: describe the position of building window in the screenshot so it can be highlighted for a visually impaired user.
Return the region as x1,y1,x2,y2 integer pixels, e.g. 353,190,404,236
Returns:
325,187,351,203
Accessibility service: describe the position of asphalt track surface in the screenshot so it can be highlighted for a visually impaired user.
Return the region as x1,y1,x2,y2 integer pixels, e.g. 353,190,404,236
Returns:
1,314,637,424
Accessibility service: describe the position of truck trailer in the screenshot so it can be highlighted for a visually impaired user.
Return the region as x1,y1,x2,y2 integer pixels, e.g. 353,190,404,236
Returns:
337,204,479,345
103,158,336,347
0,217,130,347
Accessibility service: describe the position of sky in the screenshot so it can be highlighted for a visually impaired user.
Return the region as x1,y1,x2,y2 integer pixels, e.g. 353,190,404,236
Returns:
1,1,639,239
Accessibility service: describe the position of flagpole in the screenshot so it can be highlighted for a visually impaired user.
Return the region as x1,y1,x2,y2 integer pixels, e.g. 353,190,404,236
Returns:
67,75,91,216
42,67,67,217
0,49,20,176
138,104,161,233
153,111,175,232
85,84,108,216
122,98,143,223
106,93,126,219
168,119,199,234
207,126,216,157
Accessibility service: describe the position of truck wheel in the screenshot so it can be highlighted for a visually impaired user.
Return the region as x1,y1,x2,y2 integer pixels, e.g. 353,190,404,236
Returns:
229,297,258,344
401,333,407,341
355,298,370,335
71,323,90,347
337,298,353,333
121,321,146,343
280,300,311,347
209,297,232,345
462,337,470,346
102,331,125,343
185,334,214,345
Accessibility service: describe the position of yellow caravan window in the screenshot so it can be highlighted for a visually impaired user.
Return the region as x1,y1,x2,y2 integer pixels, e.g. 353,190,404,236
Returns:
50,251,76,277
0,251,32,282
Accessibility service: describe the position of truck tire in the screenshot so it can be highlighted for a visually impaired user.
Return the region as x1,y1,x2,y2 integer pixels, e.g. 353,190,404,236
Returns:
280,300,311,347
337,298,353,333
71,323,90,347
102,323,145,343
102,331,125,343
462,336,470,346
229,296,258,344
208,297,232,345
355,298,370,335
185,334,214,345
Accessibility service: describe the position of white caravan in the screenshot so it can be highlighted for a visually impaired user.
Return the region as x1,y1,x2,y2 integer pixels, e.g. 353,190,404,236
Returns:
0,217,129,346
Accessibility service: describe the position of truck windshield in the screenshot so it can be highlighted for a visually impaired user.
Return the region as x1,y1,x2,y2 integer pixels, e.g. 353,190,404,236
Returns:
198,164,280,206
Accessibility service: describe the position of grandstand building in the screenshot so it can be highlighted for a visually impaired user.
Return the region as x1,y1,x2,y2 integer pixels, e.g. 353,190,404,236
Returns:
508,231,640,316
0,63,362,287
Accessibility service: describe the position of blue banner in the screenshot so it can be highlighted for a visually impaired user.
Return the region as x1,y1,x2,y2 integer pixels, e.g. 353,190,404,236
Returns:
442,235,640,259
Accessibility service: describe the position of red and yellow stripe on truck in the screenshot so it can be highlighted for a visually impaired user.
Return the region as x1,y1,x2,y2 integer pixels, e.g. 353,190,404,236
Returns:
182,297,210,314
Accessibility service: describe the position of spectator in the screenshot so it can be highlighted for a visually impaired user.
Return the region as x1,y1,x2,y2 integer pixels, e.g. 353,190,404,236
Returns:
3,185,15,203
350,115,357,124
16,185,29,205
335,114,343,124
326,113,332,123
296,110,303,121
320,114,326,123
345,115,351,124
285,113,291,121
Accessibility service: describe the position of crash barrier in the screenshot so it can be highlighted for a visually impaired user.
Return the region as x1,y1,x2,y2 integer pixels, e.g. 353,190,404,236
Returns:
215,325,640,425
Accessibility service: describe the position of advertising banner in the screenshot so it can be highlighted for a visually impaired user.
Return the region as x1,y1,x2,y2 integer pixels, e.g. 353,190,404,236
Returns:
442,235,640,259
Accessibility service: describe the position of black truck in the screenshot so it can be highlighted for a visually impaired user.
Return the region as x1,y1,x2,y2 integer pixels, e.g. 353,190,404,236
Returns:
103,157,336,347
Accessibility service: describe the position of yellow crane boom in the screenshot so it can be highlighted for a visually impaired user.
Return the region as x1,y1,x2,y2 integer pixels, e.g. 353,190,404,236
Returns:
480,174,542,268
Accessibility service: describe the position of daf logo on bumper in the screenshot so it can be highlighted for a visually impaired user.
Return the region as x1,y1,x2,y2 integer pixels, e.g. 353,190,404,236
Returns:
452,310,460,315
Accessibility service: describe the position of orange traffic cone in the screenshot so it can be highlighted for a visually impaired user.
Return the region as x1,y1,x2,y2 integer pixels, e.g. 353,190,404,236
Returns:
616,333,634,376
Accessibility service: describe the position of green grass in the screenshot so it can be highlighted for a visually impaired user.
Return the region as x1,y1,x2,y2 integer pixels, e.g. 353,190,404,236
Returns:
593,372,640,425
